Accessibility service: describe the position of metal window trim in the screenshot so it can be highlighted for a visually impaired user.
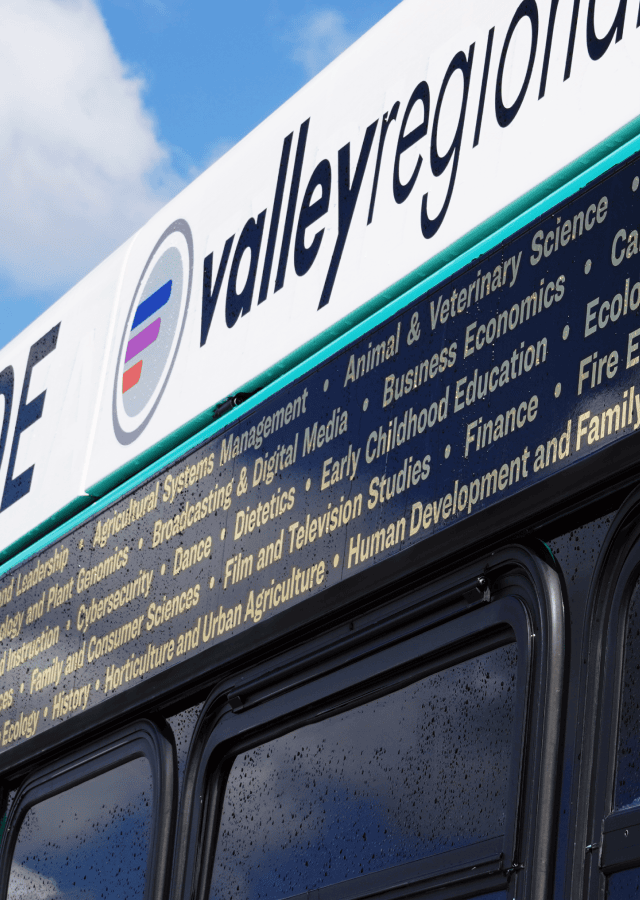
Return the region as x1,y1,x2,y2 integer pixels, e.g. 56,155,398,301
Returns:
193,607,520,900
568,486,640,897
601,808,640,874
284,838,506,900
0,716,176,900
170,543,564,900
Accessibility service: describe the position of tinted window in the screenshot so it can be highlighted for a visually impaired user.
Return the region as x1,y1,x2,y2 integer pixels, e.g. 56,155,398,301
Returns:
169,702,204,797
607,866,640,897
210,644,517,900
7,757,152,900
0,790,16,849
616,578,640,809
468,895,508,900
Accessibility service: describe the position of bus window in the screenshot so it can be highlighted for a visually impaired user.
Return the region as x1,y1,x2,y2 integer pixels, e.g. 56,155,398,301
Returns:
597,573,640,889
174,548,562,900
0,793,16,850
580,501,640,895
607,867,640,898
467,896,508,900
615,578,640,811
210,645,517,900
7,756,152,900
0,720,175,900
169,702,204,799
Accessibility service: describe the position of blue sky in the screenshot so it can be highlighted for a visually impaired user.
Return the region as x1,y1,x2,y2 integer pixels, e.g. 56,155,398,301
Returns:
0,0,400,349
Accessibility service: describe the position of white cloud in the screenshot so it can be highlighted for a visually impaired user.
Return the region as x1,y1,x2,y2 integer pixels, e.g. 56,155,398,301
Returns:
286,8,355,79
0,0,183,295
7,864,60,900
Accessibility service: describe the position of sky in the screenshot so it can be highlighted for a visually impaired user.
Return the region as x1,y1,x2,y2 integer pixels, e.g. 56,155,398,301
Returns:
0,0,402,350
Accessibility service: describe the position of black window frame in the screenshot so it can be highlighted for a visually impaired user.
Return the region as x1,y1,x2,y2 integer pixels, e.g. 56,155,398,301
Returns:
172,544,565,900
0,716,176,900
574,487,640,898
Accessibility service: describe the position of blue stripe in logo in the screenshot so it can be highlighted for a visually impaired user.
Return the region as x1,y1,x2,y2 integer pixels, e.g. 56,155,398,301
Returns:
131,280,172,330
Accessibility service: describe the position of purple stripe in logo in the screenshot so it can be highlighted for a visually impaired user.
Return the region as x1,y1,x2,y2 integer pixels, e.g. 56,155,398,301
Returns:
125,317,161,363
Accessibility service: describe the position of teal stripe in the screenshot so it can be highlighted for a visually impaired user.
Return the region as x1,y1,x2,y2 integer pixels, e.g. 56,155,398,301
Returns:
2,114,640,578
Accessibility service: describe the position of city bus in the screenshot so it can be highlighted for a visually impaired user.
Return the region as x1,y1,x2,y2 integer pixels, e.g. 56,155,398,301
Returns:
1,1,640,898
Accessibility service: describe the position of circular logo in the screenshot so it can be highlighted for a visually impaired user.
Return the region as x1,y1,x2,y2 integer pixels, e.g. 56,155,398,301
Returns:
113,219,193,444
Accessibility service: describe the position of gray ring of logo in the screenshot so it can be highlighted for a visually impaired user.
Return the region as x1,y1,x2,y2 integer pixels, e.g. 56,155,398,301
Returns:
112,218,194,445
